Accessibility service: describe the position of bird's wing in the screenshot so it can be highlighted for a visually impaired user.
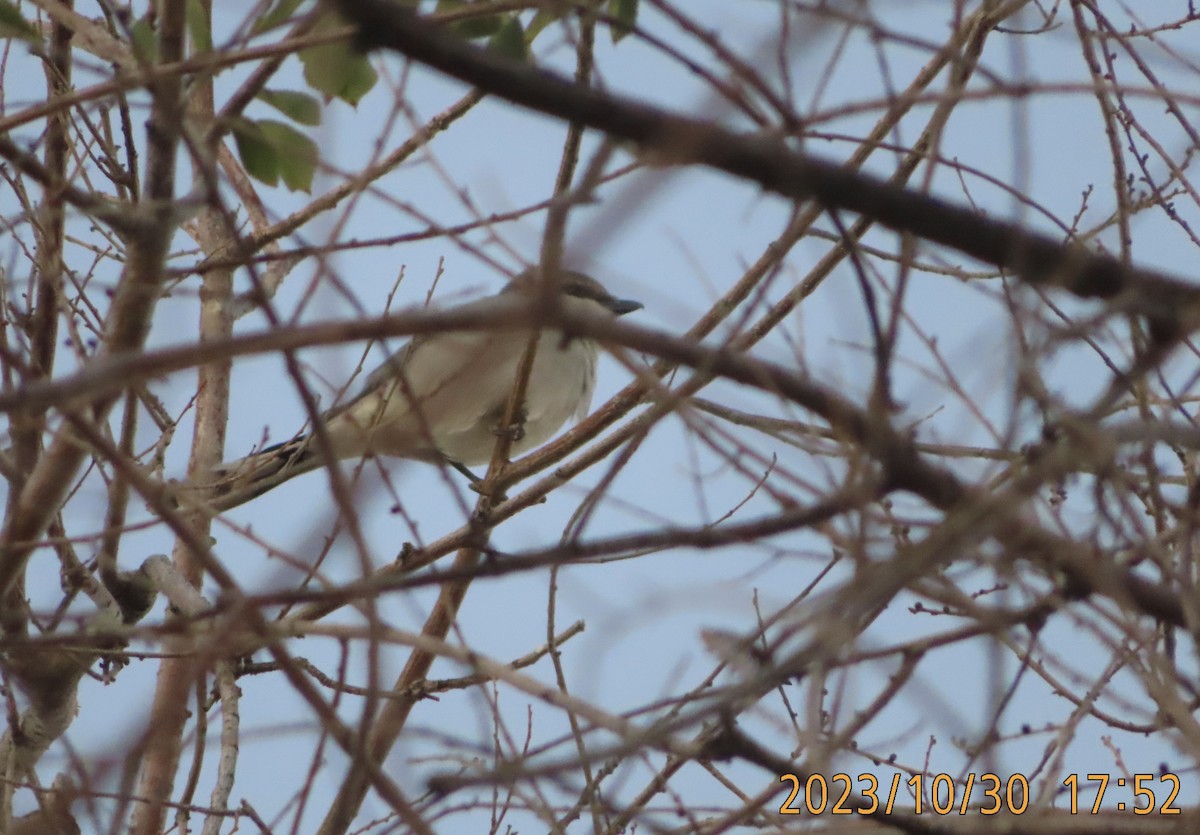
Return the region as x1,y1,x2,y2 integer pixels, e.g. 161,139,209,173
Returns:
321,292,500,424
390,328,532,434
321,335,423,423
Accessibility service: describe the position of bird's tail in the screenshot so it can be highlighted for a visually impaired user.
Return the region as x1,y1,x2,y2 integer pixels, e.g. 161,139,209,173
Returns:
206,436,322,510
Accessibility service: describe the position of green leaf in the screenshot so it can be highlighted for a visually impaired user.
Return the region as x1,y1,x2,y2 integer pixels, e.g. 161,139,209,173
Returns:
186,0,212,54
300,12,378,105
487,15,526,61
525,6,559,43
231,118,278,187
437,0,503,39
258,120,318,192
230,117,318,192
0,0,38,42
607,0,637,42
258,89,322,126
251,0,305,36
130,15,157,62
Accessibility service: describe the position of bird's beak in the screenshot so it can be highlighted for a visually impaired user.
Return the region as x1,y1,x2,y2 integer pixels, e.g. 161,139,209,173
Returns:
606,298,643,316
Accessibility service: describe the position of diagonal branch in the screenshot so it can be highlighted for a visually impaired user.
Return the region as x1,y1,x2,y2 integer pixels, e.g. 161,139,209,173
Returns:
334,0,1200,331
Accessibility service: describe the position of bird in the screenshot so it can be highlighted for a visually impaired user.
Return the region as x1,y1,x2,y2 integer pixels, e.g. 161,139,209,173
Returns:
208,268,642,508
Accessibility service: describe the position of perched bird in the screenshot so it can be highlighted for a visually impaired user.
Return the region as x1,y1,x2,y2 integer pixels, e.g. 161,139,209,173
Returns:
209,269,642,508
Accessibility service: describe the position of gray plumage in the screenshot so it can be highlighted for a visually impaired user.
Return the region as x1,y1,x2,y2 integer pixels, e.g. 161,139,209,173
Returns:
209,269,641,508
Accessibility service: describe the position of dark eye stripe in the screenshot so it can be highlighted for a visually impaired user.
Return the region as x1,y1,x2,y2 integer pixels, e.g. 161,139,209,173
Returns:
562,273,608,303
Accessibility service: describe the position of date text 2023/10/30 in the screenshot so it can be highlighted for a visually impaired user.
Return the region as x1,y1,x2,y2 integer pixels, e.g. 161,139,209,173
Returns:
777,771,1182,816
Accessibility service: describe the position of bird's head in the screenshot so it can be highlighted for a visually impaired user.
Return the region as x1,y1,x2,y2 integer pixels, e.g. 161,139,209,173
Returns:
507,267,643,317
